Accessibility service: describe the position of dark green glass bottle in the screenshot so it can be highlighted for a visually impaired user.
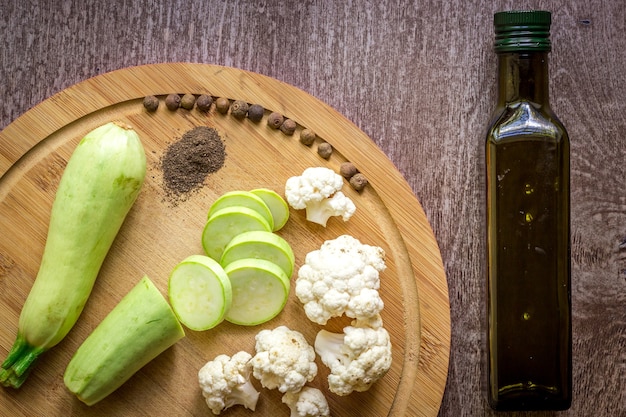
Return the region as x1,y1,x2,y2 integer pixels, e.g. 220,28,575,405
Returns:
485,10,572,411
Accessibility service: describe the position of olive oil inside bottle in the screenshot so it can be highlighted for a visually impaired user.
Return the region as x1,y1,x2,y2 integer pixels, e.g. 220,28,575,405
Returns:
487,132,570,410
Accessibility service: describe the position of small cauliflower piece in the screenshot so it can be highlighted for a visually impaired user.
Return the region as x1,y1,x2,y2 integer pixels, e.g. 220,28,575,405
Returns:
295,235,386,325
285,166,356,226
301,191,355,226
198,351,260,415
282,386,330,417
314,316,392,396
251,326,318,393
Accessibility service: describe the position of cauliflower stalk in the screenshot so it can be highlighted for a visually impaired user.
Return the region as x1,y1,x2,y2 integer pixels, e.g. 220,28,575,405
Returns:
198,351,260,415
314,315,393,396
285,166,356,227
295,235,386,325
251,326,318,393
282,386,330,417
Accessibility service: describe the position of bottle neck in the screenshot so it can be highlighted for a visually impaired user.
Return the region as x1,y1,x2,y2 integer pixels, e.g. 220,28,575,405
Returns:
497,52,550,107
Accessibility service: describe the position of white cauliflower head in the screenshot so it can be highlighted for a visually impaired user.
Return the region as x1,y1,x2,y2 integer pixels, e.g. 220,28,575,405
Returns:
198,351,260,415
314,316,393,396
251,326,318,393
285,166,355,226
295,235,386,325
282,386,330,417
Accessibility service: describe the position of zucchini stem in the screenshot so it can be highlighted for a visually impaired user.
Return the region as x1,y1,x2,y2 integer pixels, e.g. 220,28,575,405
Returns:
0,334,45,388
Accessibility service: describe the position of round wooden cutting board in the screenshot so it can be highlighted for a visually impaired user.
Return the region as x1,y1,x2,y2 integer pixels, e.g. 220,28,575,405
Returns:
0,63,450,416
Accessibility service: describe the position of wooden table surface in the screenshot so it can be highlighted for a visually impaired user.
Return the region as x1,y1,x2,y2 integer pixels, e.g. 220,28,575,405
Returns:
1,1,624,416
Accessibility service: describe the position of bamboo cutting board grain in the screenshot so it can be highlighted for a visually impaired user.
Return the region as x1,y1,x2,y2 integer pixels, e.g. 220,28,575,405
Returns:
0,63,450,416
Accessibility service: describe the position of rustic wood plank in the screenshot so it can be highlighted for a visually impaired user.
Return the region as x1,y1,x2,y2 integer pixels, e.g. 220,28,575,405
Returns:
1,1,624,416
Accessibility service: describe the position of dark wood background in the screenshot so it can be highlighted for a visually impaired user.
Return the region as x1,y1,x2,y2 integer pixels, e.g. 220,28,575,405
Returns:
1,1,624,416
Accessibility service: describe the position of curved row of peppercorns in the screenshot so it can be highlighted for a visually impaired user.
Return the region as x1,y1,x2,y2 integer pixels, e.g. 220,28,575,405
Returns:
142,93,368,191
144,94,330,154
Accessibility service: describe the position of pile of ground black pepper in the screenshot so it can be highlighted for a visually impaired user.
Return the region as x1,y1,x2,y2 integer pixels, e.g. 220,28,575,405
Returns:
161,126,225,201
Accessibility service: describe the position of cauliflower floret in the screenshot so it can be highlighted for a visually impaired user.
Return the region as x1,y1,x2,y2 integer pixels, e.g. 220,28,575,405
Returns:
295,235,386,325
282,386,330,417
198,351,260,415
314,316,392,396
251,326,318,393
301,191,356,226
285,166,356,226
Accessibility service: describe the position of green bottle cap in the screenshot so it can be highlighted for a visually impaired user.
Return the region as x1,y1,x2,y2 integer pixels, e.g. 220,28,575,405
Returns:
494,10,551,52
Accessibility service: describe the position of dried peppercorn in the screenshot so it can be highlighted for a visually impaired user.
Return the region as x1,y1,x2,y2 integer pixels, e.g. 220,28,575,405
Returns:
180,94,196,110
339,162,358,179
196,94,213,112
317,142,333,159
142,95,159,112
230,100,249,119
280,119,297,135
299,129,316,146
215,97,231,114
247,104,265,122
267,112,284,129
350,173,368,191
165,94,181,111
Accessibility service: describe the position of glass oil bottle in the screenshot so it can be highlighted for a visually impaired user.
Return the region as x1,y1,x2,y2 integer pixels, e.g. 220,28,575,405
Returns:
485,10,572,411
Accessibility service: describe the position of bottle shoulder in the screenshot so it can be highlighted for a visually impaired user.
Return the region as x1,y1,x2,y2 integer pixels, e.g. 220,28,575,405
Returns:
486,100,568,144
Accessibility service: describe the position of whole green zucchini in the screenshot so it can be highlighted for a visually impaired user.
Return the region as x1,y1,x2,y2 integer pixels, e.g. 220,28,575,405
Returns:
0,122,147,388
64,275,185,405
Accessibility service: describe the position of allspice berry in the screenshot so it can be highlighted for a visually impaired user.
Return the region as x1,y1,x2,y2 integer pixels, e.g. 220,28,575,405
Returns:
317,142,333,159
339,162,358,179
165,94,181,111
299,129,316,146
350,173,368,191
180,94,196,110
280,119,297,135
215,97,231,114
196,94,213,112
142,95,159,112
267,112,284,129
230,100,249,119
247,104,265,122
